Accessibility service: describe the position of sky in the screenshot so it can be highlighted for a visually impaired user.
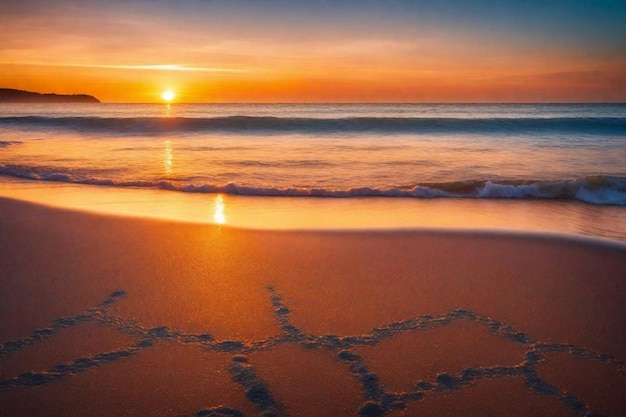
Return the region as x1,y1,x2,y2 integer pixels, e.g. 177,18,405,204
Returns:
1,0,625,103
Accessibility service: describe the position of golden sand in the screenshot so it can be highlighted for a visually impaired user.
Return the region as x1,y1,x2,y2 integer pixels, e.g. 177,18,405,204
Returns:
1,197,624,416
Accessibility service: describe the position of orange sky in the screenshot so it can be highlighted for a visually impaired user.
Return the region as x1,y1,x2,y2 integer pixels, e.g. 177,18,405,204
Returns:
2,1,625,103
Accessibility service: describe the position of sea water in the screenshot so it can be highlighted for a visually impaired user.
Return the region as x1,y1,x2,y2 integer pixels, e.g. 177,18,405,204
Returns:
0,103,624,240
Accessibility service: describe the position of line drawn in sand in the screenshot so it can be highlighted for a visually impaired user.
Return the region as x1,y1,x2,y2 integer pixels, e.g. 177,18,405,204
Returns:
1,286,624,417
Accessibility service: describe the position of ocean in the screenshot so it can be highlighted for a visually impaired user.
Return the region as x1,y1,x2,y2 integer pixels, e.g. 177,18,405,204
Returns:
0,103,625,240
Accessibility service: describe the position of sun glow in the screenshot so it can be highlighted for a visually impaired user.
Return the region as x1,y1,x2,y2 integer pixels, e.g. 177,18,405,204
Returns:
162,90,175,101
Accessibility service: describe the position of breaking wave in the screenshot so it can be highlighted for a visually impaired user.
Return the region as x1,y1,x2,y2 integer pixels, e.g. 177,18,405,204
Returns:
0,164,624,205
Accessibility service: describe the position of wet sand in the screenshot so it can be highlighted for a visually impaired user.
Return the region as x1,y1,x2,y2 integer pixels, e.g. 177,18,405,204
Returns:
0,197,625,417
2,177,626,241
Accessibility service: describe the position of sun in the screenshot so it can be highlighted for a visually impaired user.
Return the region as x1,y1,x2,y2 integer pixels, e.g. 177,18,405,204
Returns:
161,90,175,102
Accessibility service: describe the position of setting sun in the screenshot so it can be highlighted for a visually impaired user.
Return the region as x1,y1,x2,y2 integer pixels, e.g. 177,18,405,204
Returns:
161,90,175,101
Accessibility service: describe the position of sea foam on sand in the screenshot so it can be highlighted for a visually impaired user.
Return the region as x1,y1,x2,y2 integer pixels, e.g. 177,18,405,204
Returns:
0,197,625,417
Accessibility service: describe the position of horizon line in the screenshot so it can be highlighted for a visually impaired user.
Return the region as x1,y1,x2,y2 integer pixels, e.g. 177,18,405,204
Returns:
87,101,626,105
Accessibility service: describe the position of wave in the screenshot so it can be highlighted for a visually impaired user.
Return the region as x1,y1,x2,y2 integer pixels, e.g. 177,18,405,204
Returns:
1,115,624,135
0,165,624,205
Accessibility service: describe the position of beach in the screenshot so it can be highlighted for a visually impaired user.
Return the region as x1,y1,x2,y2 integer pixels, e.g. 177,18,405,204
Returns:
3,1,626,414
1,196,624,417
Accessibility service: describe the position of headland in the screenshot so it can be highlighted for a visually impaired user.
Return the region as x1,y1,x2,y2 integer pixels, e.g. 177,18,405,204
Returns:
0,88,100,103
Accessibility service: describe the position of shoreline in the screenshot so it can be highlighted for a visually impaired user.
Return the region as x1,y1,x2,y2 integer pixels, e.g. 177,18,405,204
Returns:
1,194,625,251
1,196,625,416
1,177,625,243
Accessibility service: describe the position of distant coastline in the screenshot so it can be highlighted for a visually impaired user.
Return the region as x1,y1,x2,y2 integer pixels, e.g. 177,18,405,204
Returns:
0,88,100,103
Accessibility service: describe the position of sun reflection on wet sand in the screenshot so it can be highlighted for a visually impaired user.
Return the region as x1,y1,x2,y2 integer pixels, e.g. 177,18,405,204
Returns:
213,194,226,224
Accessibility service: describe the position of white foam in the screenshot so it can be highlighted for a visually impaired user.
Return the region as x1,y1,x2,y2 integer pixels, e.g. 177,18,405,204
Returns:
478,182,540,199
575,186,626,206
1,164,625,205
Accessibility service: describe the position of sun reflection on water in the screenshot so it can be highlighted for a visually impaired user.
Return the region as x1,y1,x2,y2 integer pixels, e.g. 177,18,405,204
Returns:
213,195,226,224
164,140,173,176
162,103,172,117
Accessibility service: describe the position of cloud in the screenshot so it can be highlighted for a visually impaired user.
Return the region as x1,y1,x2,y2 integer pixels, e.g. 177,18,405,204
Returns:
0,62,244,73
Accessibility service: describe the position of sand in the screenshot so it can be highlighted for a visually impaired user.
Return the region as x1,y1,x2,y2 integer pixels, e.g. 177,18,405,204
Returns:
0,197,625,417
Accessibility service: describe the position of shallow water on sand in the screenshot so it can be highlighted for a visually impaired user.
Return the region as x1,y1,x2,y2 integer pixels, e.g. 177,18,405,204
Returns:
1,178,625,243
